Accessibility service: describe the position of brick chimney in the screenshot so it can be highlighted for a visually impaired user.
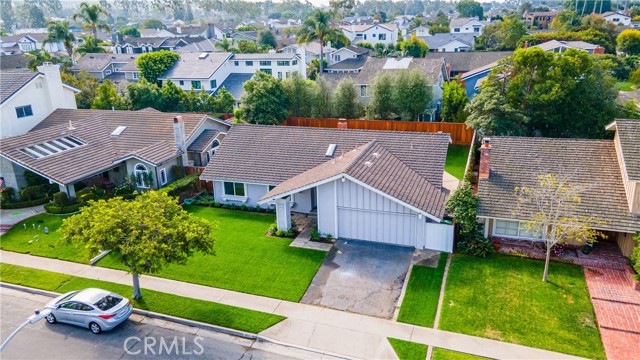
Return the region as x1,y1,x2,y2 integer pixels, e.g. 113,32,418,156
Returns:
593,46,605,54
173,116,188,165
337,119,348,129
524,41,529,49
478,138,491,180
445,63,451,77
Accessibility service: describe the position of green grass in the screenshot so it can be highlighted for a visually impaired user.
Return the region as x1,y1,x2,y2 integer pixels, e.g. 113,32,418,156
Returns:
0,263,285,333
615,81,636,91
397,253,447,327
388,338,427,360
431,348,488,360
439,254,605,360
445,145,470,180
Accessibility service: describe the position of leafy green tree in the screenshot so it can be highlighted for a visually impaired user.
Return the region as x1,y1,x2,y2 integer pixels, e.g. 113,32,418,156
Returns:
75,35,107,54
237,40,261,53
91,80,129,110
140,18,165,29
1,0,14,32
61,191,215,299
62,71,99,109
456,0,483,19
73,2,111,47
400,34,429,57
550,10,581,31
215,38,233,52
215,87,236,113
160,79,185,112
441,81,468,122
355,41,374,50
283,73,317,117
393,69,433,121
257,29,277,49
136,50,180,83
368,72,395,119
25,51,71,72
617,29,640,55
333,78,359,119
240,71,289,124
306,58,327,80
298,9,349,74
446,182,479,242
312,77,334,118
127,79,163,110
521,28,615,54
44,20,75,56
429,25,450,34
119,26,140,37
476,14,526,51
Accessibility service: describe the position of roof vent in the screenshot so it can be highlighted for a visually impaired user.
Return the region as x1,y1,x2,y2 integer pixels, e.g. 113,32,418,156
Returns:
111,126,127,136
372,152,380,158
363,161,373,167
325,143,337,157
199,52,209,59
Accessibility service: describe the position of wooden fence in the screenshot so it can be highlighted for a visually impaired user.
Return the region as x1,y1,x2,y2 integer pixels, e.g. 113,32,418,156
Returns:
185,166,213,193
283,117,474,145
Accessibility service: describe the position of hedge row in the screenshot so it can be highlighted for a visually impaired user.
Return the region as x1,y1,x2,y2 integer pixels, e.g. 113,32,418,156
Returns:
159,173,200,197
0,197,50,209
44,203,84,214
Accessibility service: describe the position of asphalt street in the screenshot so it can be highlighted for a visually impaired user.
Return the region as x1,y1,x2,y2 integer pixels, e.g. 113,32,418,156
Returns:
0,287,301,360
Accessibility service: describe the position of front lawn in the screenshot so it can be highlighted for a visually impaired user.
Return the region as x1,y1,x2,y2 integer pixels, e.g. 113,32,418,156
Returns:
0,263,285,333
93,206,327,301
388,338,427,360
397,253,447,327
439,254,605,360
615,81,636,91
431,348,487,360
445,145,470,180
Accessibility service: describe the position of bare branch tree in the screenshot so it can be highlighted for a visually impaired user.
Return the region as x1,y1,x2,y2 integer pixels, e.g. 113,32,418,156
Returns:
514,173,605,282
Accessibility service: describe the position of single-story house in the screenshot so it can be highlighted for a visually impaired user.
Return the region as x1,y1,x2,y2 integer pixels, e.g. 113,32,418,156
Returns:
476,120,640,257
0,109,230,199
200,124,455,252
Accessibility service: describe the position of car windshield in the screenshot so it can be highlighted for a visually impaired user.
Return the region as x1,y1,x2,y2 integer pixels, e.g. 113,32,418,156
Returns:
94,295,123,311
56,291,78,305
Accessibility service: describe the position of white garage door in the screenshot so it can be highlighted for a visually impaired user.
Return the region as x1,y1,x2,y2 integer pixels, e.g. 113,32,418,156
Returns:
337,208,418,247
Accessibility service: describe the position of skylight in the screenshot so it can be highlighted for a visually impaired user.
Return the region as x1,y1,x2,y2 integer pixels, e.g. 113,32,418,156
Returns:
199,53,209,59
21,136,86,159
325,144,337,157
111,126,127,136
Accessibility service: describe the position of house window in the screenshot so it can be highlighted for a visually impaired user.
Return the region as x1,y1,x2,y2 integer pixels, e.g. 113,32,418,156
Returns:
246,61,253,66
285,72,290,78
159,168,167,185
259,61,271,66
360,85,367,97
191,81,201,89
379,33,386,40
494,219,543,240
234,61,239,66
134,163,149,188
223,182,245,197
260,68,272,75
277,61,290,66
133,72,139,79
292,60,297,65
210,79,217,89
454,28,460,32
105,69,112,75
15,105,33,118
334,54,341,62
278,72,282,79
179,80,184,86
372,33,376,38
363,34,367,40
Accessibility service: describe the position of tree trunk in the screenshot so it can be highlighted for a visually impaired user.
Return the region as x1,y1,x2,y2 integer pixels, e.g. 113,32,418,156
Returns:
132,272,142,300
93,25,98,47
543,245,551,282
581,0,588,16
319,41,324,76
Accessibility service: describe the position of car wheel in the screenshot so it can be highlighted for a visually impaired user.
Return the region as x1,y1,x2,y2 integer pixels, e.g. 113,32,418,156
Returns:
45,313,56,324
89,322,102,334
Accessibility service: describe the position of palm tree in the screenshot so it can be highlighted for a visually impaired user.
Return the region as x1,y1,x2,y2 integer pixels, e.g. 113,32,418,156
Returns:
297,9,349,75
72,2,111,47
44,20,75,56
75,35,107,55
216,38,233,52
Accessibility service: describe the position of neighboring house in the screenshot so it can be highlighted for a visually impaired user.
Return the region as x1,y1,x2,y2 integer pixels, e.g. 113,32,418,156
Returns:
602,11,631,26
139,28,175,38
279,41,335,65
523,11,558,29
0,54,30,70
425,51,513,78
422,33,476,52
70,53,140,82
0,64,79,139
459,40,603,98
410,25,432,37
114,36,204,54
342,16,375,25
341,23,398,46
176,38,220,53
0,109,230,199
229,53,304,80
631,21,640,29
449,17,487,35
326,45,371,74
476,120,640,257
168,24,223,40
211,73,253,107
200,124,455,252
350,57,448,120
231,31,258,44
0,33,65,54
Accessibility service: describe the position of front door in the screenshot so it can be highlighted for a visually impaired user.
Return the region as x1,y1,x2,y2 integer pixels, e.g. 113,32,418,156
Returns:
310,187,317,210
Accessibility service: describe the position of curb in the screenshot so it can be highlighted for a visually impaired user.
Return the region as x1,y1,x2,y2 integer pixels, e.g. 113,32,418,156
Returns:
0,282,353,359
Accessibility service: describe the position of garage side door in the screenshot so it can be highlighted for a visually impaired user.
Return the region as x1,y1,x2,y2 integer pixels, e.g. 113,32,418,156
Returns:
423,222,454,252
336,179,418,247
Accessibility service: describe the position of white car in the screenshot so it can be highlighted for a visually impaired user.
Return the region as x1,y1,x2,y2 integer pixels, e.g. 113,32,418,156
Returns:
44,288,133,334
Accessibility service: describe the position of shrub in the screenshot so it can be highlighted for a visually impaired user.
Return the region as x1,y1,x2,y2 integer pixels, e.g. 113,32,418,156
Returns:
268,223,278,235
630,233,640,280
310,228,321,241
44,202,84,214
78,192,97,203
630,67,640,85
325,233,333,241
551,242,567,257
159,173,199,197
1,187,16,203
52,192,69,207
0,197,50,209
212,201,221,208
457,233,494,258
240,205,248,211
19,185,48,201
23,170,48,187
276,229,286,237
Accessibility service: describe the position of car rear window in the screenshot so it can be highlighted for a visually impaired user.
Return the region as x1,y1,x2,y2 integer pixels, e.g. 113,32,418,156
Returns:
94,295,123,311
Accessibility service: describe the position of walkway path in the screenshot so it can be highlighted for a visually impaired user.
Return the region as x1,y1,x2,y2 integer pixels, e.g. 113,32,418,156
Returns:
0,250,583,360
0,205,45,235
583,267,640,360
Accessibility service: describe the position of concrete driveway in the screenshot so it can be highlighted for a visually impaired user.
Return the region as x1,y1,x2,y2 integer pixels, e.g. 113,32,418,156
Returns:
300,239,413,318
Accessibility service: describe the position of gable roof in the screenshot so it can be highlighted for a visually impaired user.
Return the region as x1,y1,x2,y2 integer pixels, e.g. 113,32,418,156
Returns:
476,137,640,233
337,44,371,56
424,51,513,74
607,119,640,181
0,70,39,104
259,140,449,217
212,73,252,100
422,33,476,49
159,52,232,80
602,11,628,18
340,23,397,33
354,57,445,85
0,54,29,70
0,109,221,185
449,17,485,28
70,53,140,72
201,124,451,189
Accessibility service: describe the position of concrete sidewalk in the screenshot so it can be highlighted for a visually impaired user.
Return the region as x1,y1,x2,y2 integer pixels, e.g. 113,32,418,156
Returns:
0,250,584,360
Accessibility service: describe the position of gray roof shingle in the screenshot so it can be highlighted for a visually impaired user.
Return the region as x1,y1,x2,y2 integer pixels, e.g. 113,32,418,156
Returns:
353,57,445,85
610,119,640,181
424,51,512,74
70,53,140,72
477,137,640,233
421,33,476,49
160,52,232,80
212,73,253,99
187,129,221,152
0,70,38,104
201,124,451,189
